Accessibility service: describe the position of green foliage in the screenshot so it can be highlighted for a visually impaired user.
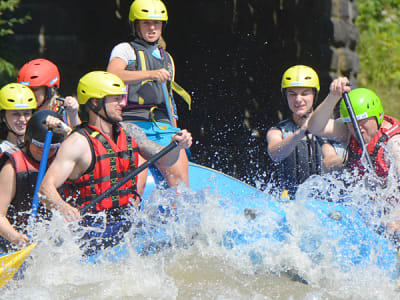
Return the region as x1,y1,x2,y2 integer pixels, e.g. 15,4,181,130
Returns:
356,0,400,118
0,0,30,86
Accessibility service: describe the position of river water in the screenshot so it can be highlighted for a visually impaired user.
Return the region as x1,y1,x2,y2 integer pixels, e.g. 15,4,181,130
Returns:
1,172,400,299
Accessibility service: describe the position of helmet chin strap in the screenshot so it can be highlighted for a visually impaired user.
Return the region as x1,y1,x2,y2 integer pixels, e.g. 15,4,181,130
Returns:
88,99,120,141
88,98,118,124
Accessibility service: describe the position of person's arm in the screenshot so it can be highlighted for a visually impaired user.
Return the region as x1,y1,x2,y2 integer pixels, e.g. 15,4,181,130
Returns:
39,133,91,221
122,122,192,167
107,57,170,83
266,126,307,162
63,96,81,127
321,142,346,172
307,77,350,142
0,160,29,246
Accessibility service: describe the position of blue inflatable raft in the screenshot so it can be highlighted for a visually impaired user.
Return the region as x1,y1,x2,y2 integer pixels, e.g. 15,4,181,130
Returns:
88,162,400,279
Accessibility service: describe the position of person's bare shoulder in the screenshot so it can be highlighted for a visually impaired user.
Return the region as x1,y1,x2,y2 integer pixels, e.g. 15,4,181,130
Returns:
54,131,92,177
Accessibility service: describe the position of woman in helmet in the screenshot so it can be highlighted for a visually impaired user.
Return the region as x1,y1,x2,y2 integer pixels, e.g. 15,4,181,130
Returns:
0,83,37,153
106,0,189,188
308,77,400,179
0,110,66,251
266,65,346,197
17,58,81,127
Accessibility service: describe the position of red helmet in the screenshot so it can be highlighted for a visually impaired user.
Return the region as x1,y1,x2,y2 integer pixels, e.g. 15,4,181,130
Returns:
17,58,60,88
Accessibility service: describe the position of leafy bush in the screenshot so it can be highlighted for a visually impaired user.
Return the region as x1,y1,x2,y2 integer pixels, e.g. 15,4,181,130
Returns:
0,0,30,86
356,0,400,117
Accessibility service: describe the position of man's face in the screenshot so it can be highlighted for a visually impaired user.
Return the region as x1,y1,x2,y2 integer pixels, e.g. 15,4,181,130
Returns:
29,143,58,161
346,116,379,144
286,87,314,117
102,94,127,123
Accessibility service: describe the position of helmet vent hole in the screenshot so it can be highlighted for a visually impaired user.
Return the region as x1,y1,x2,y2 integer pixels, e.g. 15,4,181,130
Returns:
142,9,149,13
304,76,311,80
7,99,15,103
30,76,39,79
81,90,86,94
113,84,121,87
285,77,291,80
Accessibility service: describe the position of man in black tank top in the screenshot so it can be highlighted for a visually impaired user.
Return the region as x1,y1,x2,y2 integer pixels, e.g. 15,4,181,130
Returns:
266,65,345,197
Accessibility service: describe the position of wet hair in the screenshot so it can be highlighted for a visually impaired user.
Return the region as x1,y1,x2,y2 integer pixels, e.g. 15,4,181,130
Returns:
0,111,9,140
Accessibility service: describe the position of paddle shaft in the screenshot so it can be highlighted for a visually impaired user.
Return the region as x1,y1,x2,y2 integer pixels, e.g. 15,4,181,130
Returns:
80,141,179,215
342,91,374,170
162,83,176,127
32,103,67,217
31,130,53,217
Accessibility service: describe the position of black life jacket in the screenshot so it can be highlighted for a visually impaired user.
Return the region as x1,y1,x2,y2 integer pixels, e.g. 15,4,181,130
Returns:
125,39,174,112
275,119,324,195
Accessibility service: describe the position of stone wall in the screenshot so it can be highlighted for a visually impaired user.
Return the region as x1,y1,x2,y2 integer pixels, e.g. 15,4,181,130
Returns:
7,0,360,184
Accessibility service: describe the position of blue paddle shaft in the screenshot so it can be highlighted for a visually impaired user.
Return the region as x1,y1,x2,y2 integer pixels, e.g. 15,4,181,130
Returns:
162,83,174,126
31,130,53,217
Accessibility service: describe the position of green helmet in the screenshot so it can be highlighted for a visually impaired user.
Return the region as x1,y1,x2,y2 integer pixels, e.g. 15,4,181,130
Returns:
340,88,384,126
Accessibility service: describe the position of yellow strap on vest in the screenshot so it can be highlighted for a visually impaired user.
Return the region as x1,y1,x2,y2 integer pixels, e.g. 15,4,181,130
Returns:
90,131,100,138
166,53,191,110
150,106,167,130
138,50,147,105
171,81,191,110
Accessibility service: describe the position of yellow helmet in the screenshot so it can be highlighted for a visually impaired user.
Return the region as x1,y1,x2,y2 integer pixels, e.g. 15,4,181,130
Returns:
129,0,168,23
77,71,127,105
281,65,320,92
0,83,37,110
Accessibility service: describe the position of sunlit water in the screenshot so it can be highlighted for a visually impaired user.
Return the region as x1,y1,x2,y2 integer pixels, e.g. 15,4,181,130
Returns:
2,170,400,299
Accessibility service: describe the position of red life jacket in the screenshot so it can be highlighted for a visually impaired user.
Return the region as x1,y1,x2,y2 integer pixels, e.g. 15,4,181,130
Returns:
347,115,400,177
63,124,139,212
0,147,50,230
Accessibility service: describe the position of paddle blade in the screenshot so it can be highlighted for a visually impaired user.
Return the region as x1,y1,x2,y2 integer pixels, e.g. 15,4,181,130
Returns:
0,243,36,288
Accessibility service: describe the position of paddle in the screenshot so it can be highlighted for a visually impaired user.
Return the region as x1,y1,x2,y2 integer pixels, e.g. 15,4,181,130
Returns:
342,91,375,170
0,244,36,288
80,140,179,215
162,83,176,127
0,105,68,288
0,129,53,289
32,101,66,217
31,130,54,217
